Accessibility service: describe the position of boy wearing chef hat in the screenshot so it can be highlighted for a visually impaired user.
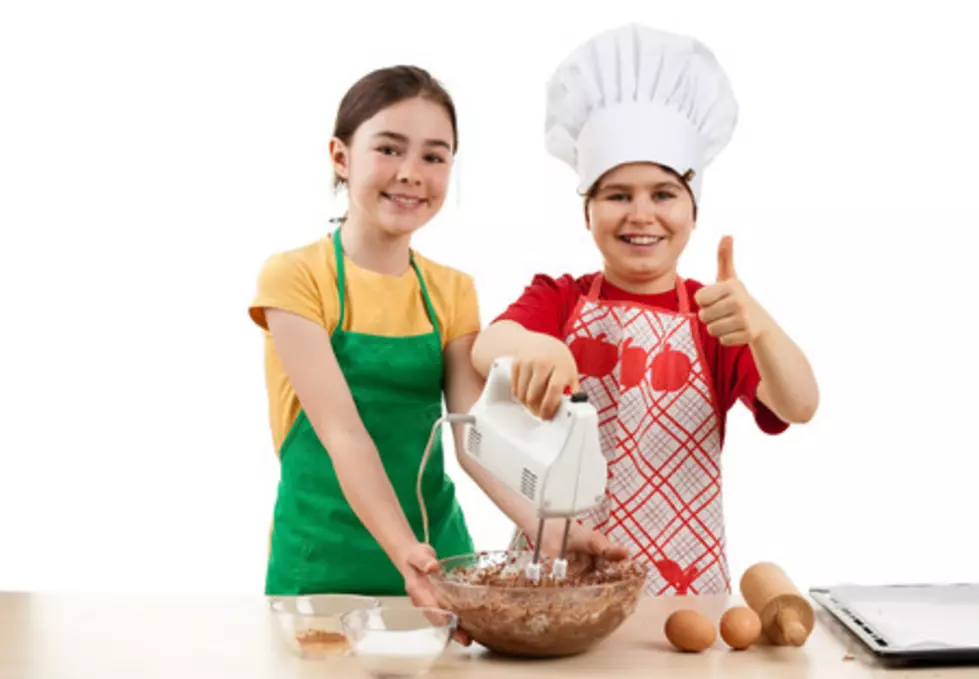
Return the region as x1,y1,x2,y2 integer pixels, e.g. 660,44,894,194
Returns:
471,24,819,595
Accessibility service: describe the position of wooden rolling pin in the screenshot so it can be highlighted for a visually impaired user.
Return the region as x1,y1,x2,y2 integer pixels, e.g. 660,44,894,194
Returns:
739,562,814,647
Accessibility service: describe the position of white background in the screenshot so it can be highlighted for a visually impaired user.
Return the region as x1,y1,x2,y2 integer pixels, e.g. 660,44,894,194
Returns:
2,0,977,596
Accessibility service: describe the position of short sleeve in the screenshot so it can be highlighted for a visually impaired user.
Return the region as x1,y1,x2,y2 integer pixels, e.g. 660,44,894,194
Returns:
492,274,578,339
445,273,482,343
248,252,333,331
722,344,789,436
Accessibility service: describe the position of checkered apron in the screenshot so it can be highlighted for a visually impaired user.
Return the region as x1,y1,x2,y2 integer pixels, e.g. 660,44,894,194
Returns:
509,274,730,595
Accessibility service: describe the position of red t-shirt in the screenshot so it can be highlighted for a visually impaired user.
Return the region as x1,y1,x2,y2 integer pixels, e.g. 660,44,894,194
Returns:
492,272,789,440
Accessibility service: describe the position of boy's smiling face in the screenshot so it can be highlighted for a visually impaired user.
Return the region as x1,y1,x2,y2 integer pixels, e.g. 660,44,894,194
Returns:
585,162,696,294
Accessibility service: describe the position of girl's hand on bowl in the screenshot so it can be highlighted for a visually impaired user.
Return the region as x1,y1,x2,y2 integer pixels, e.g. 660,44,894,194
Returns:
401,543,471,646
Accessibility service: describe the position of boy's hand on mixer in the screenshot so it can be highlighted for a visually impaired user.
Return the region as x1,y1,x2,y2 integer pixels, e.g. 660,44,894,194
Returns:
401,543,471,646
510,334,580,420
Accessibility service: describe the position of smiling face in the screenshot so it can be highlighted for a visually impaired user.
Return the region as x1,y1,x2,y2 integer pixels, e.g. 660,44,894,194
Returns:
585,162,697,294
330,96,454,239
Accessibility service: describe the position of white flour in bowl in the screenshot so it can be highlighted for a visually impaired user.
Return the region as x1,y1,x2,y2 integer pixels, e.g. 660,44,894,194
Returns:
352,629,447,676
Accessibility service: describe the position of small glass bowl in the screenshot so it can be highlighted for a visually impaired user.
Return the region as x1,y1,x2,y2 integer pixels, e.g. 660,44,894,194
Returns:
268,594,380,659
340,605,457,677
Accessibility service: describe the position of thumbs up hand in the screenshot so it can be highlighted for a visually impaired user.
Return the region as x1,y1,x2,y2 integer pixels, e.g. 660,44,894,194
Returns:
715,234,737,282
693,236,772,346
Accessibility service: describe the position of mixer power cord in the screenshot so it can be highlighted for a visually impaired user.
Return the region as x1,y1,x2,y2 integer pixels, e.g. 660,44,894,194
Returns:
417,413,476,545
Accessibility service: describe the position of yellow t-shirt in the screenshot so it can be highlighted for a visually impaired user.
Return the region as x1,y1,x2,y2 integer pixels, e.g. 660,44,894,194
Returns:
248,234,481,454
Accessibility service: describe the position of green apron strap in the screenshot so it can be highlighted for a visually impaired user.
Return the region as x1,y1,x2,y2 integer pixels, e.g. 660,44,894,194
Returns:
333,229,438,339
409,252,441,338
332,226,347,330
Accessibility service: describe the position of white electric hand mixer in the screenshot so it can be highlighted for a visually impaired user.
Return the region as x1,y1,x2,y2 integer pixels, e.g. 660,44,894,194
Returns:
418,356,608,582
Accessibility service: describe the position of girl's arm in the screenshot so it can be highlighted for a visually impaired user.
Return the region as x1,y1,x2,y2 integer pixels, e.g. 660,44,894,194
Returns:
265,308,421,572
444,332,541,533
444,332,592,553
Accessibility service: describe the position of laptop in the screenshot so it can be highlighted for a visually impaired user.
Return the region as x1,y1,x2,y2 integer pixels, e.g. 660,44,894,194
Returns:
809,582,979,667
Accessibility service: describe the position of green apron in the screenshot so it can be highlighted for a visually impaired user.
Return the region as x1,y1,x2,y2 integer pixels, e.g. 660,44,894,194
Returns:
264,227,474,596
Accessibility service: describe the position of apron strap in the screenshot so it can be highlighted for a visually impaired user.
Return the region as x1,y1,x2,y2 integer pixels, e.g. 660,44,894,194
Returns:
410,253,441,338
586,273,603,300
587,273,690,313
331,225,440,338
676,277,690,314
331,226,347,328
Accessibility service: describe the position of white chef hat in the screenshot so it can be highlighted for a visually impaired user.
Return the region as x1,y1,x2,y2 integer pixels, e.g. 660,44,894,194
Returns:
544,23,738,204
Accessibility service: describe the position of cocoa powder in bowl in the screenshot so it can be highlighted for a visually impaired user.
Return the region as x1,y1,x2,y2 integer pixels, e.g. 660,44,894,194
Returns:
429,550,646,658
295,629,350,655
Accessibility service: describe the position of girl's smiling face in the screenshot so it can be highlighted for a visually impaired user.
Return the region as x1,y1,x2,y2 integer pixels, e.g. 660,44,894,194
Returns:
585,162,697,294
332,96,455,239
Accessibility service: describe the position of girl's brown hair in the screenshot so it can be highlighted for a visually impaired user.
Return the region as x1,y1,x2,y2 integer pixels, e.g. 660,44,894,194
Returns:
331,65,458,189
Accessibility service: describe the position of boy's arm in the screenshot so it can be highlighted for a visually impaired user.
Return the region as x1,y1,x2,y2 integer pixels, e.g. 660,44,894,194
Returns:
695,236,819,424
471,274,571,376
749,315,819,423
471,321,581,420
471,320,557,376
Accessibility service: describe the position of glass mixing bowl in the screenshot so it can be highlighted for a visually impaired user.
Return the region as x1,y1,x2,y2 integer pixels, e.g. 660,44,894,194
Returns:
340,605,457,678
268,594,380,658
428,549,647,658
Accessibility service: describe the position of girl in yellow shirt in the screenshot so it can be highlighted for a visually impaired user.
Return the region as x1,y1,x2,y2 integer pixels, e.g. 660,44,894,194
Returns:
249,66,488,609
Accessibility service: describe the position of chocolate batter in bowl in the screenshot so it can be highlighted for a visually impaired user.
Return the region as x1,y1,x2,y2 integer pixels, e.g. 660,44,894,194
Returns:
428,550,647,657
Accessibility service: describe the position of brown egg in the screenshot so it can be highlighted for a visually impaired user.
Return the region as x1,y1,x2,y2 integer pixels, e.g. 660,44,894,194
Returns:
719,606,762,650
664,609,716,652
